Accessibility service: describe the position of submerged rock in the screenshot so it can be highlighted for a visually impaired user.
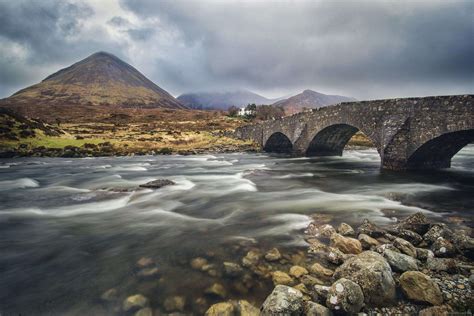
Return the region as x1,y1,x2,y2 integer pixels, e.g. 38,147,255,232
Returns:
326,278,364,313
261,285,304,315
383,248,419,272
139,179,175,189
334,251,396,306
136,257,155,268
242,250,261,267
100,288,118,302
223,262,243,277
205,283,227,299
399,271,443,305
164,296,186,312
357,219,386,238
289,265,309,278
205,302,235,316
272,271,294,286
134,307,153,316
307,223,336,239
123,294,149,312
190,257,208,270
236,300,259,316
309,262,333,279
264,248,282,262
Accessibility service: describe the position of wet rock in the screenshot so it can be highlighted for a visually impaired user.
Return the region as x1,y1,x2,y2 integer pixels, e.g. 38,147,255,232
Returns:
453,232,474,259
223,262,243,277
418,305,453,316
261,285,304,315
242,250,261,267
136,257,155,268
330,233,362,254
100,288,118,302
139,179,175,189
205,283,227,299
136,267,159,279
309,262,333,279
426,257,458,273
375,243,399,255
313,285,331,302
293,283,310,296
307,238,329,256
431,237,456,257
326,247,350,265
134,307,153,316
424,224,453,245
190,257,208,270
388,228,423,246
337,223,355,236
205,302,234,316
416,247,434,261
393,237,417,258
399,271,443,305
236,300,259,315
326,278,364,313
396,212,430,235
304,301,332,316
289,265,309,278
264,248,282,262
123,294,149,312
307,223,336,239
334,251,396,306
383,249,418,272
271,271,294,286
164,296,186,312
358,233,380,250
357,219,386,238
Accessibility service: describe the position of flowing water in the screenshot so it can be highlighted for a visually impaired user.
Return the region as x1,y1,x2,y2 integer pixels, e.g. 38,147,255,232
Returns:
0,146,473,315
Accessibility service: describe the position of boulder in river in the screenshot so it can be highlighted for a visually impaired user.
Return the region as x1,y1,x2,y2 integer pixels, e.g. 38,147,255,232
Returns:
122,294,149,312
261,285,304,315
139,179,175,189
399,271,443,305
426,257,458,273
423,224,453,245
223,262,243,277
264,248,282,262
431,237,456,257
326,278,364,313
334,251,396,306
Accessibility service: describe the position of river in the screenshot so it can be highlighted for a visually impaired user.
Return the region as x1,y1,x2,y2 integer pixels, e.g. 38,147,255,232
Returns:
0,146,473,315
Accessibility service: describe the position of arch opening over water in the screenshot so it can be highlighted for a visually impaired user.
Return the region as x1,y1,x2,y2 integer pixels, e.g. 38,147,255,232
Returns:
263,132,293,153
306,124,374,157
406,130,474,169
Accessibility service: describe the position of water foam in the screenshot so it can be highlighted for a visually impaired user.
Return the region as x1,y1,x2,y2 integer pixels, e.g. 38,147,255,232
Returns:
0,178,39,190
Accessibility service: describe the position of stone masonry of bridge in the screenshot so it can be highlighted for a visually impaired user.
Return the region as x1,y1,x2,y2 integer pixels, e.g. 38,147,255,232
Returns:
234,95,474,170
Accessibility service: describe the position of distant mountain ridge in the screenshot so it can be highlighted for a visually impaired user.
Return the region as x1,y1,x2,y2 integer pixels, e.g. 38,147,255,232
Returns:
177,90,281,110
273,89,356,115
6,51,186,110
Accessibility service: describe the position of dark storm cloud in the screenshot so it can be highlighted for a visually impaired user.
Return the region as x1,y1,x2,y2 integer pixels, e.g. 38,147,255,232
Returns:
0,0,473,99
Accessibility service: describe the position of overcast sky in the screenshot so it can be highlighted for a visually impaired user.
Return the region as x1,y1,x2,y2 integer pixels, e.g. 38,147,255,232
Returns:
0,0,473,100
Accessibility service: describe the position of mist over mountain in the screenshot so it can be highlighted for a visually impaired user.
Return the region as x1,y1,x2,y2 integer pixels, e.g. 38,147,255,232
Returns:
177,90,282,110
273,89,356,115
3,52,186,111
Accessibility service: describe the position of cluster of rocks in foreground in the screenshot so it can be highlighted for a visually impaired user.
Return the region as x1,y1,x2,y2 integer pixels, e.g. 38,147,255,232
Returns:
258,213,473,315
100,212,472,315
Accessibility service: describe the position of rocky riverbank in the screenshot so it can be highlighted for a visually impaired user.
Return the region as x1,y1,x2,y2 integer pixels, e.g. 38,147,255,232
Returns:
97,212,472,315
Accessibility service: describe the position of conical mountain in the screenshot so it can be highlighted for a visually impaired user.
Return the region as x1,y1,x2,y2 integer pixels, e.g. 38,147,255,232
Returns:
6,52,186,110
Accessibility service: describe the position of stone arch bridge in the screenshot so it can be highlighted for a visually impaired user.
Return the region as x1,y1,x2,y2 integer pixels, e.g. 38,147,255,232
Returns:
234,95,474,170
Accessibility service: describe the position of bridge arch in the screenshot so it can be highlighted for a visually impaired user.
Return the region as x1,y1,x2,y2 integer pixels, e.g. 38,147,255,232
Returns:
305,123,376,157
406,129,474,169
263,132,293,153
